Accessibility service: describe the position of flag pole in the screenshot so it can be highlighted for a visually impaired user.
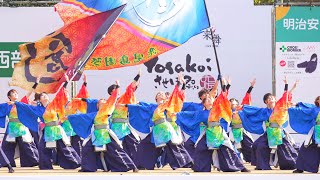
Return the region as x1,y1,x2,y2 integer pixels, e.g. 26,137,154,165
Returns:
56,4,126,94
203,0,223,88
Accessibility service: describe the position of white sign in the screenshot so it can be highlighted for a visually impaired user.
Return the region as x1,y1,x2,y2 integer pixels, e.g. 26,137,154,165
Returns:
275,42,320,103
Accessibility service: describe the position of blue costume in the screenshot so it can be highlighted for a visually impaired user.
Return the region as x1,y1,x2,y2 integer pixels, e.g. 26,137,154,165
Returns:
289,103,320,173
127,85,193,170
176,91,245,172
239,104,298,170
68,88,137,172
179,102,204,159
0,97,39,168
15,88,81,170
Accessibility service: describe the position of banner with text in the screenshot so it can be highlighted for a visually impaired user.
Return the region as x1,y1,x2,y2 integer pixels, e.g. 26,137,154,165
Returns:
0,42,23,77
275,6,320,103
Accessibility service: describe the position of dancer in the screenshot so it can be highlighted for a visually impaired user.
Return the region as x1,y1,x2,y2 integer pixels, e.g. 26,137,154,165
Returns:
191,78,250,172
69,80,137,172
110,70,141,162
0,80,40,169
15,75,81,170
228,79,256,162
238,77,298,170
180,76,220,159
128,74,193,170
289,96,320,173
62,74,90,156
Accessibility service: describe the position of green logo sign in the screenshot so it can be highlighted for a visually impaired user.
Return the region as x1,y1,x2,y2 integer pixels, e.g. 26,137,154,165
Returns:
0,42,24,77
276,7,320,42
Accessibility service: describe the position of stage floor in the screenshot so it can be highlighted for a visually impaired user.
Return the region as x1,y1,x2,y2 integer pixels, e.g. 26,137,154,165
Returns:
0,162,318,177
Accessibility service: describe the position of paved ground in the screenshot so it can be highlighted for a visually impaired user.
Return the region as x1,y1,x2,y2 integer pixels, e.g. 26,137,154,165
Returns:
0,162,318,176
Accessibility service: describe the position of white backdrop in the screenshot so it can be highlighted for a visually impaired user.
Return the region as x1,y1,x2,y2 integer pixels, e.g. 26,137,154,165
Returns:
0,0,273,107
1,1,309,144
83,0,273,107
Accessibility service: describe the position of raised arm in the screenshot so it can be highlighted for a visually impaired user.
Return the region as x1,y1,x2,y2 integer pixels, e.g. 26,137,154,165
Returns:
69,73,99,114
103,80,120,115
226,76,231,91
177,73,186,103
269,77,298,127
210,88,232,123
289,80,299,94
178,73,186,93
131,69,141,89
83,73,87,86
209,75,220,98
25,76,41,101
72,98,99,113
240,78,256,106
165,74,186,114
117,70,141,105
221,77,227,92
283,76,299,93
69,73,90,114
53,74,69,120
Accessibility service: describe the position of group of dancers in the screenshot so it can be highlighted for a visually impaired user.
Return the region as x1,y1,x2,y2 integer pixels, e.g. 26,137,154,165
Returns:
0,69,319,174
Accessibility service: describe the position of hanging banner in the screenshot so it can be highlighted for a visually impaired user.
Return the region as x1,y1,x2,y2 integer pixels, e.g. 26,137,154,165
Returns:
275,6,320,102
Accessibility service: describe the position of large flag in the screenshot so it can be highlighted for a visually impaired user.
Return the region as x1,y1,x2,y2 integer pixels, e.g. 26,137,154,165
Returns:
55,0,210,70
11,5,125,94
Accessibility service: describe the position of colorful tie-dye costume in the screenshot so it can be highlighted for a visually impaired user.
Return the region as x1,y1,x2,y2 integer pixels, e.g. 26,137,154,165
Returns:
111,83,136,140
231,92,252,144
8,106,26,138
152,84,184,147
62,83,89,136
206,91,232,149
166,85,185,139
237,87,297,170
7,96,29,138
14,87,68,143
42,88,68,142
0,96,40,168
92,89,119,147
267,91,292,147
